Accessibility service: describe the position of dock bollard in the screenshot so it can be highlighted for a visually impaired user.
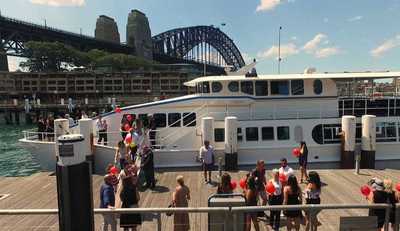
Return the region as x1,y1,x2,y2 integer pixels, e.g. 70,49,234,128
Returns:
56,134,94,231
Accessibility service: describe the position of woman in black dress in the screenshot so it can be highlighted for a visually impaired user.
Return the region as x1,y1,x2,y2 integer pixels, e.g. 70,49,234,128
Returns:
245,176,260,231
119,162,142,231
284,175,302,231
299,141,308,183
304,171,321,231
367,178,387,230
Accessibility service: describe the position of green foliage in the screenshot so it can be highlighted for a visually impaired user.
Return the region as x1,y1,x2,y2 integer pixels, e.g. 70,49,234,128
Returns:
20,41,153,72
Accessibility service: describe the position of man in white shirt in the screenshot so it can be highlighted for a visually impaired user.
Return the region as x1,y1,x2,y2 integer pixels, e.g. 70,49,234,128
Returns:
199,140,214,183
278,158,294,178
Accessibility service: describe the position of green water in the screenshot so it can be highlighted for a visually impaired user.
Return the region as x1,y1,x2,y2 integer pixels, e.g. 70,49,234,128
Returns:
0,125,41,176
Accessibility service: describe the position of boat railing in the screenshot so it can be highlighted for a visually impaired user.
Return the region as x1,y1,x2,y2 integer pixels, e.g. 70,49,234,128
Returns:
0,203,397,231
22,130,55,141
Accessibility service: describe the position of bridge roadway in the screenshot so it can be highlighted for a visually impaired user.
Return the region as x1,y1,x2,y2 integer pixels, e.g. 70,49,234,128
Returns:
0,168,397,230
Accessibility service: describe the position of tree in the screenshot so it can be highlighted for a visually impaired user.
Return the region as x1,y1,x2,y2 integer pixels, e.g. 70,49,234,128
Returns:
20,41,154,72
20,41,90,72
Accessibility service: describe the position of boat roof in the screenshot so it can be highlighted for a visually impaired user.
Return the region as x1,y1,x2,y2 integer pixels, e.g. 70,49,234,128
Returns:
184,71,400,87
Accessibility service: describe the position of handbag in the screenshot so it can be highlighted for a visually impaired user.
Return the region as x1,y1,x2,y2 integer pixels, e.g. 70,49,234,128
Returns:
166,202,174,216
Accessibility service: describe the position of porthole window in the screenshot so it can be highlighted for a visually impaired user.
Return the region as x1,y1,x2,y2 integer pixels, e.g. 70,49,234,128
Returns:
228,81,239,92
211,82,223,93
313,79,323,95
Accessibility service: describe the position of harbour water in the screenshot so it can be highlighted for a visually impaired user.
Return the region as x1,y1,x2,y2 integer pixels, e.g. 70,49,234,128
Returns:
0,125,40,176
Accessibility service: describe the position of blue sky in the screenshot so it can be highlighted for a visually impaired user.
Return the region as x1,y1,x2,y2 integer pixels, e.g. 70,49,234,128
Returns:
3,0,400,74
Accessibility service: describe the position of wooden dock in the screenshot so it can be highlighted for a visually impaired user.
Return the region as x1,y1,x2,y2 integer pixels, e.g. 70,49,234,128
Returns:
0,168,399,230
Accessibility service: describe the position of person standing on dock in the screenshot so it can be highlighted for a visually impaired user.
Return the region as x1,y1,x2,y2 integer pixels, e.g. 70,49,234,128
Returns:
140,145,155,189
251,160,268,214
199,140,215,183
119,162,142,231
97,116,108,145
283,175,302,231
100,174,117,231
304,171,321,231
279,158,294,181
298,141,309,184
172,175,191,231
268,169,283,231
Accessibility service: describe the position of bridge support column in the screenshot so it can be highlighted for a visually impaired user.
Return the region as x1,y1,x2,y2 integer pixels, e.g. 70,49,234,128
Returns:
0,50,8,72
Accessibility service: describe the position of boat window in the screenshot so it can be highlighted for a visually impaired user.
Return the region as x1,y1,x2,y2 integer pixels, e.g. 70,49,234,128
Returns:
214,128,225,142
228,81,239,92
376,122,397,142
277,126,290,140
153,113,166,128
261,127,274,140
241,81,254,95
271,81,289,95
237,127,243,142
255,81,268,96
202,82,210,93
182,112,196,127
291,80,304,95
313,79,323,95
211,82,223,93
196,83,202,93
168,113,181,127
246,127,259,141
312,124,342,144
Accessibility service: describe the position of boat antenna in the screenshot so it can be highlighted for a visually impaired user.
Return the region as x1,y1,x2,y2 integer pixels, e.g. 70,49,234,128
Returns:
278,26,282,74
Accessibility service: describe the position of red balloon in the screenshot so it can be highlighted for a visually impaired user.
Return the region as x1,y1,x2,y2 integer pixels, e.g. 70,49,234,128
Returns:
266,182,276,194
110,166,119,175
292,148,301,157
126,114,132,122
239,178,247,189
361,185,371,196
125,133,132,144
396,182,400,192
115,107,122,113
279,173,287,183
230,181,237,190
124,123,131,131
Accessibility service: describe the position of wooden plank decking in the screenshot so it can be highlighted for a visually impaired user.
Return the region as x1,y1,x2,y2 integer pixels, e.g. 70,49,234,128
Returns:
0,168,398,230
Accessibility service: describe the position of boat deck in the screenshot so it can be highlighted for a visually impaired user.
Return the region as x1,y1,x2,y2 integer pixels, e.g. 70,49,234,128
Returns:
0,168,398,230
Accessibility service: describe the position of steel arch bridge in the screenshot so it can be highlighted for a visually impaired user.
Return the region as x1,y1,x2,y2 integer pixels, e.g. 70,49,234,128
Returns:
152,26,245,71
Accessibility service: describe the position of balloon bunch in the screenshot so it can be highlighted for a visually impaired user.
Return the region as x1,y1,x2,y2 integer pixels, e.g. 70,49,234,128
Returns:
396,182,400,192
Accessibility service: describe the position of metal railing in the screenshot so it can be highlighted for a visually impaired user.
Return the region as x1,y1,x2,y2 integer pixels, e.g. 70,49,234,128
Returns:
0,203,398,231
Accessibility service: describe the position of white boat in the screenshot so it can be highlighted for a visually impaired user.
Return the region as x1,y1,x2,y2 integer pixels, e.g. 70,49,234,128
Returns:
19,69,400,173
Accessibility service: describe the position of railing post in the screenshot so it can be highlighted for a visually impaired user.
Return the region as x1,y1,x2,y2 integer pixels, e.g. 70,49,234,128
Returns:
384,205,390,231
156,212,162,231
395,204,400,231
233,210,238,231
